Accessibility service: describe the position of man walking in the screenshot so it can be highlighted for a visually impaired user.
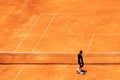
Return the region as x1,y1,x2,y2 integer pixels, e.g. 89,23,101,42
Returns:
77,50,86,75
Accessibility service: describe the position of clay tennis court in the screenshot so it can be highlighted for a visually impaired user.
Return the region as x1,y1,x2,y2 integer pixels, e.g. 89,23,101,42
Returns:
0,0,120,80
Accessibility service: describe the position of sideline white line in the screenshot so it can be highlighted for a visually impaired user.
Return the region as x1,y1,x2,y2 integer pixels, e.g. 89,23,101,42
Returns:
14,66,24,80
19,8,38,32
32,14,57,52
6,56,12,63
0,54,13,72
87,34,94,51
14,54,30,80
84,34,94,57
14,15,42,52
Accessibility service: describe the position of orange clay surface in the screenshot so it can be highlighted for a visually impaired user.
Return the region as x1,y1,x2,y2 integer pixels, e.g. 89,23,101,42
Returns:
0,53,120,80
0,0,120,80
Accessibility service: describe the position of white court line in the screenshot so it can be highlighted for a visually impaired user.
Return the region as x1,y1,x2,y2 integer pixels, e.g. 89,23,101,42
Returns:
86,34,95,51
41,12,120,15
6,55,13,63
42,12,94,15
94,34,120,36
14,66,24,80
0,52,120,54
61,34,120,36
28,14,56,59
0,54,14,72
74,35,94,80
20,15,37,34
14,14,42,52
7,16,35,62
32,14,57,52
14,55,31,80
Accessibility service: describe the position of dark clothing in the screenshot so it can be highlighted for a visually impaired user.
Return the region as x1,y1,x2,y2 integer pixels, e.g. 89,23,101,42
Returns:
78,54,84,68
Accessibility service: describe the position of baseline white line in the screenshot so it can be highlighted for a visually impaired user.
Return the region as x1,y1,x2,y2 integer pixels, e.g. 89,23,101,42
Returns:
35,33,120,36
41,13,87,16
32,14,57,52
95,34,120,36
41,12,120,15
14,14,42,52
0,52,120,54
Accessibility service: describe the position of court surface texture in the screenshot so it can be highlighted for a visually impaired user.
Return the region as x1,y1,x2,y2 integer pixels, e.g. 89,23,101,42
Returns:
0,0,120,80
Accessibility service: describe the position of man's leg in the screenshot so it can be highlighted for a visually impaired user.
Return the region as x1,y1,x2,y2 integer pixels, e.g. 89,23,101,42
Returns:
77,65,82,73
79,67,82,71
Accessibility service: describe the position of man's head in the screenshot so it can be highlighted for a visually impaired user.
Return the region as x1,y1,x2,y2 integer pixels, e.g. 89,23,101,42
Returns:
79,50,83,54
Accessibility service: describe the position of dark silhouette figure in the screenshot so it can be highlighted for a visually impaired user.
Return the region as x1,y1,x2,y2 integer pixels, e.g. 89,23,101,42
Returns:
77,50,87,74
